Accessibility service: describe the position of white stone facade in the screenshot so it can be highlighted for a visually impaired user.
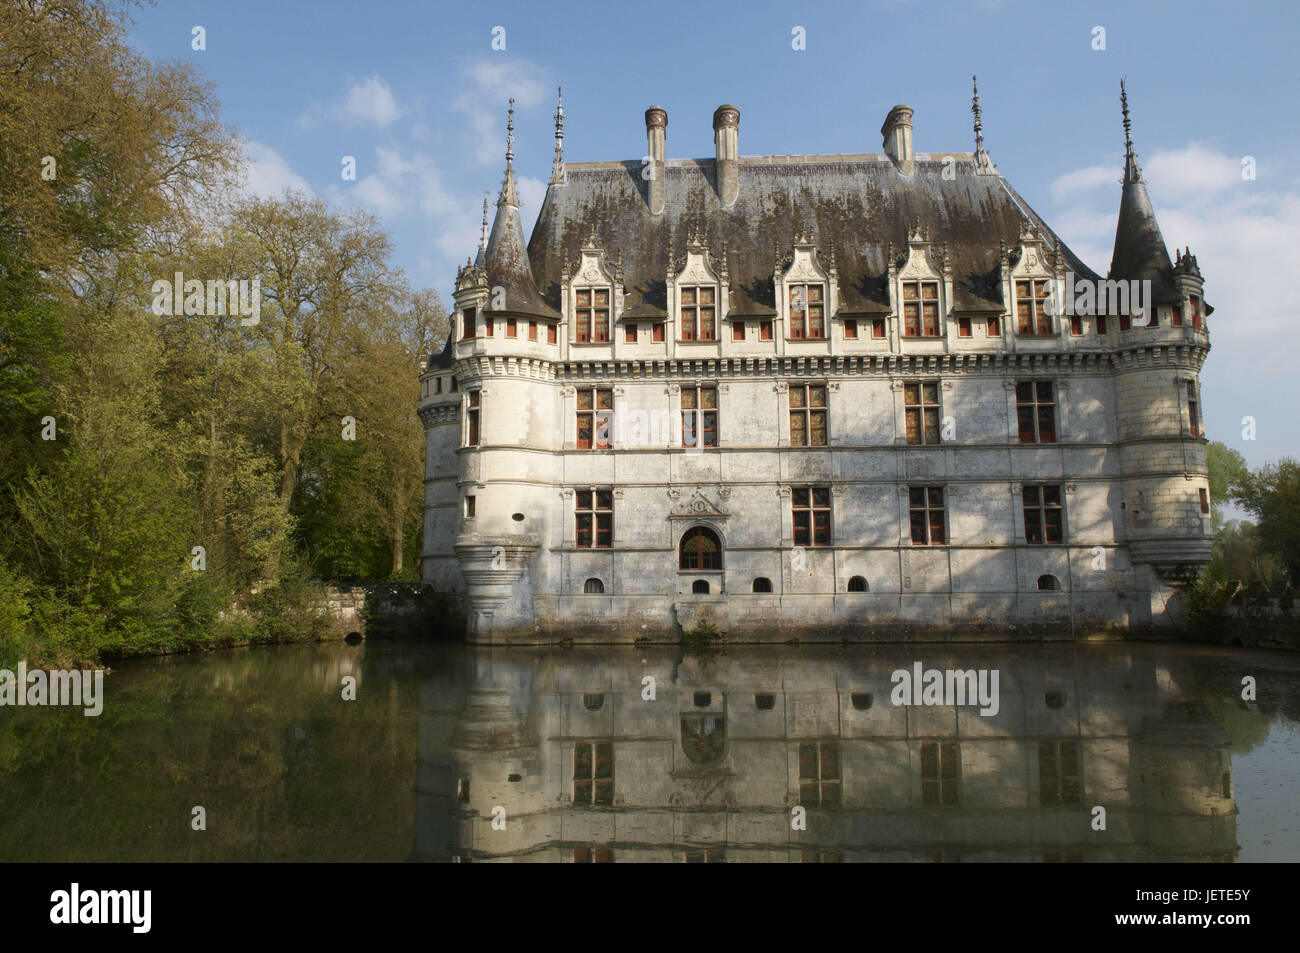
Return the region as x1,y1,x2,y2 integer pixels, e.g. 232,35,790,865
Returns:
418,99,1213,644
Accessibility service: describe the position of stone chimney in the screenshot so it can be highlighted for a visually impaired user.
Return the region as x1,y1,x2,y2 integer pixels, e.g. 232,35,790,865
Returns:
881,104,914,173
713,104,740,207
645,105,667,215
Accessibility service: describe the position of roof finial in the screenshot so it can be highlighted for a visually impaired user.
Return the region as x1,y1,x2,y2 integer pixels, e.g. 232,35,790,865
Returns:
479,191,490,254
499,98,519,206
551,86,565,184
1120,78,1142,184
972,75,994,174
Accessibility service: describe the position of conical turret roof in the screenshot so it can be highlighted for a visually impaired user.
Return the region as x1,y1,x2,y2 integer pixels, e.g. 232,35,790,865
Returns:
1108,81,1180,303
482,100,559,320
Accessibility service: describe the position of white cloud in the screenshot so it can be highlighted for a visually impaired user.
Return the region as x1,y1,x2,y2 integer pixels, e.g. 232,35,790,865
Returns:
517,175,546,234
242,139,311,198
328,146,457,219
298,75,404,128
453,58,549,165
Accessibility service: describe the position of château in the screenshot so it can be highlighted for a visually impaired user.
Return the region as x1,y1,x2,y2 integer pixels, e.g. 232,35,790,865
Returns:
418,81,1213,644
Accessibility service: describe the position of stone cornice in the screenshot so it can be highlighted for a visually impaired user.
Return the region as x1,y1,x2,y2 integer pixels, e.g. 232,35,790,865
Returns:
445,344,1210,385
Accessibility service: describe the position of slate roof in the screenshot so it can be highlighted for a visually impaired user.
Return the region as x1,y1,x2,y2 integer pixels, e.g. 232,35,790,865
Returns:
527,155,1101,318
1108,170,1182,304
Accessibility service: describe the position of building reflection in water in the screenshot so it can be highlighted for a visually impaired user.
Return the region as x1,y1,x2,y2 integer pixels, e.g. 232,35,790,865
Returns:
413,646,1238,862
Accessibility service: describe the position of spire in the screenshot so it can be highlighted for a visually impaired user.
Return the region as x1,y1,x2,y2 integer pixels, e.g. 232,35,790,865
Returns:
550,86,565,184
482,99,558,320
972,75,993,174
1109,79,1177,301
498,98,519,207
474,191,490,267
1120,78,1141,185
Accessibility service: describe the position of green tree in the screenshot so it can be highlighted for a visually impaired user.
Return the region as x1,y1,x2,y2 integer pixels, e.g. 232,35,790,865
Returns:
1206,441,1248,532
1233,459,1300,584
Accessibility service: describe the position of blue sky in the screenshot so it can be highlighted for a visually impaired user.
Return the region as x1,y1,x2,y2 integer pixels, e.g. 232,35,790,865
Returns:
127,0,1299,469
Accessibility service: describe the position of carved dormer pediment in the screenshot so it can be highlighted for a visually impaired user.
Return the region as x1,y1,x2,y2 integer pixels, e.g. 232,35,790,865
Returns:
1012,220,1051,277
454,260,489,308
899,224,940,279
669,488,730,520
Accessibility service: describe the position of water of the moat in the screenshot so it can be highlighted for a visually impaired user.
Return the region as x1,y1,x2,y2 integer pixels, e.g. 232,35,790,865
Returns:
1,638,1296,862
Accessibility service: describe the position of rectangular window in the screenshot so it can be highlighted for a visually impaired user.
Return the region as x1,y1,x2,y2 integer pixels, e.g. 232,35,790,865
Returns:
681,385,718,449
462,306,477,340
573,847,613,863
464,495,475,519
921,741,960,806
732,321,745,342
625,323,638,343
844,319,858,340
1070,315,1083,335
958,316,971,337
1200,487,1211,514
1095,315,1107,335
798,741,841,807
450,376,458,392
1015,280,1053,335
1119,313,1131,332
760,320,773,341
987,315,1000,336
575,289,610,343
680,286,716,341
652,322,665,342
484,315,494,337
683,849,726,863
572,741,613,806
506,317,517,338
1189,295,1202,329
788,384,828,447
902,280,941,337
575,490,613,548
787,284,826,340
1172,305,1183,327
904,381,941,445
792,486,831,547
528,321,537,341
576,388,614,450
466,390,481,446
547,323,557,345
1023,484,1064,544
872,318,886,338
1015,381,1057,444
909,486,946,545
1038,740,1081,805
1187,381,1200,437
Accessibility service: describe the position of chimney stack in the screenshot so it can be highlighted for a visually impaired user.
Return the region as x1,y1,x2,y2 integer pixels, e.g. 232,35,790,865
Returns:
713,104,740,207
881,104,914,173
645,105,667,214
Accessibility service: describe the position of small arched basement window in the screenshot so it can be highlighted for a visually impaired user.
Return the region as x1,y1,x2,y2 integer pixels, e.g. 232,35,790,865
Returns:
1037,574,1060,591
752,577,772,593
692,579,710,595
847,576,868,592
584,577,605,594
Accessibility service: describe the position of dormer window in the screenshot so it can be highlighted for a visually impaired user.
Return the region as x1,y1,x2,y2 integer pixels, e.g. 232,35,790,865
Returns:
461,306,478,340
680,286,716,341
901,281,940,337
574,289,610,343
788,284,825,339
1015,280,1053,336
